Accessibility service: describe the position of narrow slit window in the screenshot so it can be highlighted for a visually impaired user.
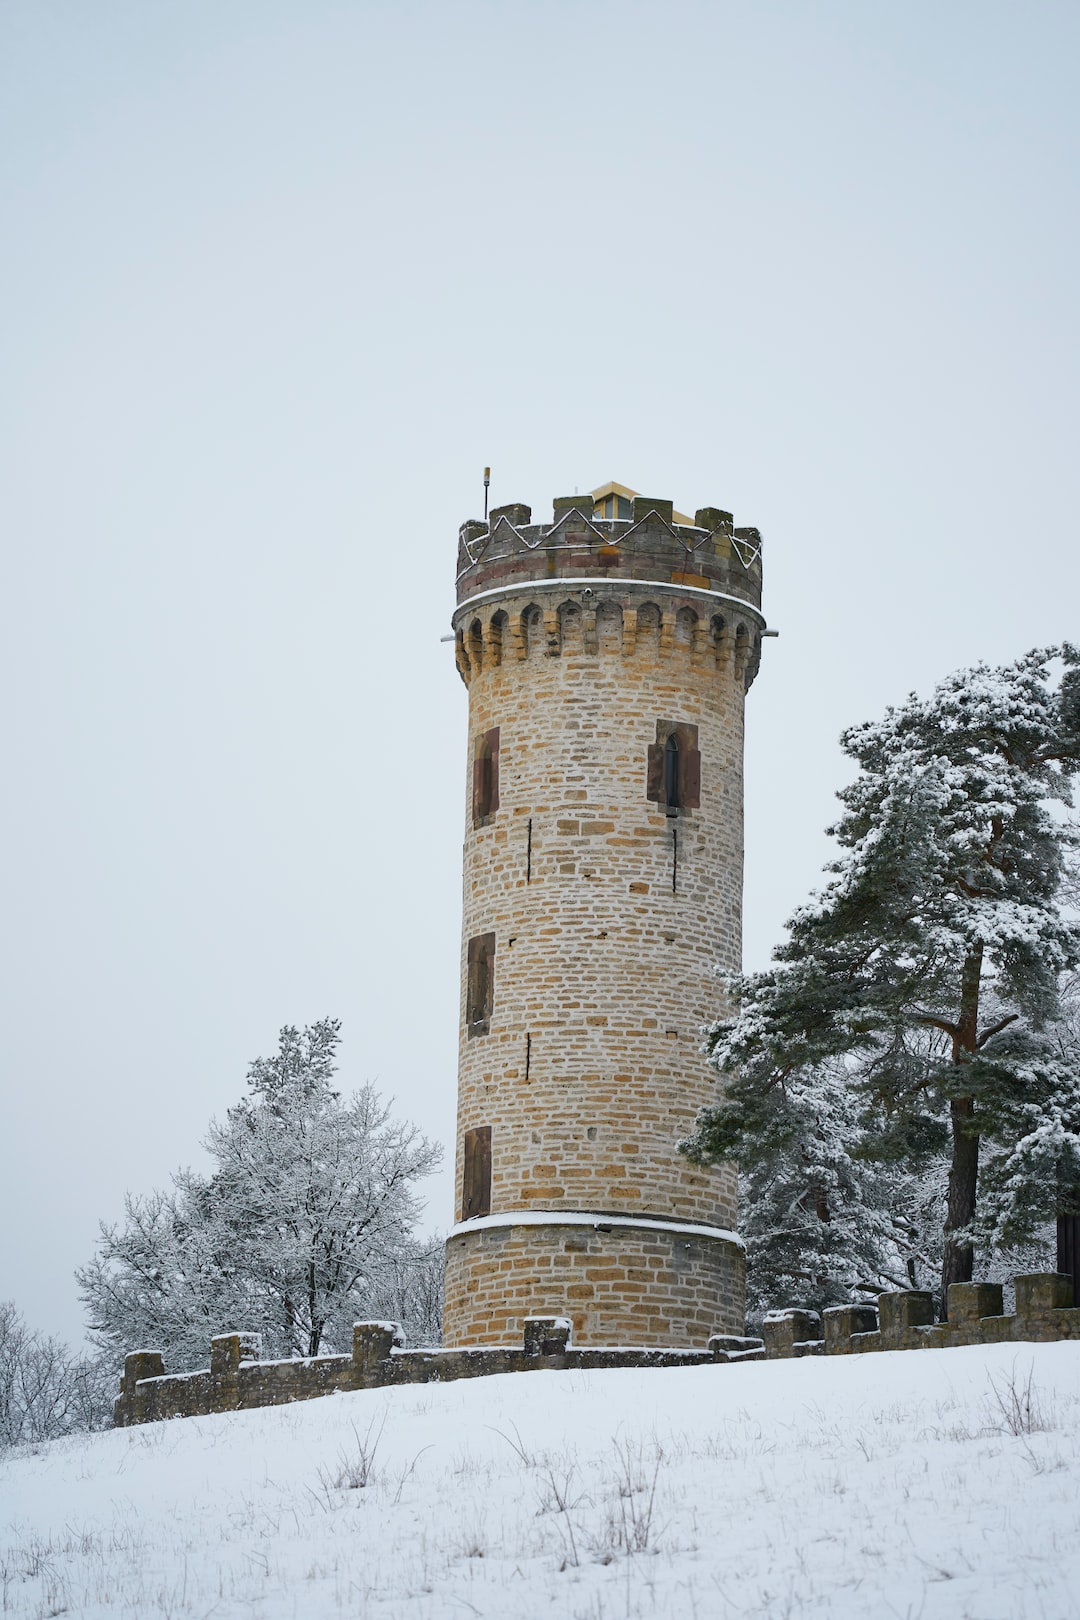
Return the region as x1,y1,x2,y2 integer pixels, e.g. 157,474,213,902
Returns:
466,932,495,1036
462,1126,492,1219
472,727,500,825
664,733,680,810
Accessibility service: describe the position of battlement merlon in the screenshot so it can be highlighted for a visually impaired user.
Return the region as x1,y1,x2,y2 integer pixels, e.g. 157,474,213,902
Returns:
455,494,763,616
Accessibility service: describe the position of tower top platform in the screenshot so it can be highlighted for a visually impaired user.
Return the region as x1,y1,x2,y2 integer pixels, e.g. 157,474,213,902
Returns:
455,486,763,617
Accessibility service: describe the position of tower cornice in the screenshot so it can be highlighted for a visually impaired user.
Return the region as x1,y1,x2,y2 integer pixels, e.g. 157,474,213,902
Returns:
453,575,768,626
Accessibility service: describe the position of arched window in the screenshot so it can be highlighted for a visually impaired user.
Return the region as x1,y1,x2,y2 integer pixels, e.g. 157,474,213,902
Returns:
524,605,545,656
675,606,697,647
488,611,507,667
664,732,680,810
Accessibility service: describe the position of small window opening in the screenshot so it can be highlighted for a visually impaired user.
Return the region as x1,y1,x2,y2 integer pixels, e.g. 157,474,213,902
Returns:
462,1126,492,1219
664,733,680,811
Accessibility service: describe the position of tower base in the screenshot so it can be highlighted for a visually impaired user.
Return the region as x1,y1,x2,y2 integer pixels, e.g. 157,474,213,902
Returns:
443,1213,745,1349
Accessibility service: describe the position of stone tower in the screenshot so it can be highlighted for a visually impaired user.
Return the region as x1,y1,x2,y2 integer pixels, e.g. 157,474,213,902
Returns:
442,486,766,1349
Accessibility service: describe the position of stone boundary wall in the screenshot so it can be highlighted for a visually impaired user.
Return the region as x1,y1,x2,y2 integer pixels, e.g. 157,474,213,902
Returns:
112,1318,731,1428
113,1273,1080,1429
758,1272,1080,1361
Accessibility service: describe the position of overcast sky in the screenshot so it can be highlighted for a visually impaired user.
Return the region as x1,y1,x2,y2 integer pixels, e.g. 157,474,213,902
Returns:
2,1,1077,1347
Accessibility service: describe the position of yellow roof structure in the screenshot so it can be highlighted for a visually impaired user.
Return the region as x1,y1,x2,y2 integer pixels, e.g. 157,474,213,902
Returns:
590,481,694,526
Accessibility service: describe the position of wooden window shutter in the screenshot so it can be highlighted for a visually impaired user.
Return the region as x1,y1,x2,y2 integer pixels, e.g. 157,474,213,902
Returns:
472,727,501,823
646,743,664,803
466,932,496,1034
472,755,486,823
680,740,701,808
485,727,500,814
462,1125,492,1219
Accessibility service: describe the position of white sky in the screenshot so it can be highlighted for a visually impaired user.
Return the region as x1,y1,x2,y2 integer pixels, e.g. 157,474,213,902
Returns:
2,1,1077,1346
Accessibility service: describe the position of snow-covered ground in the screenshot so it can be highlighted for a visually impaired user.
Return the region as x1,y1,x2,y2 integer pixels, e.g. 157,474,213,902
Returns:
3,1341,1080,1619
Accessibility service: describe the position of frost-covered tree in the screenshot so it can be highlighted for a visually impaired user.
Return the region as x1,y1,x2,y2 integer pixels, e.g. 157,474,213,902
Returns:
1052,970,1080,1287
731,1057,911,1318
973,969,1080,1265
79,1020,442,1366
0,1303,113,1447
683,646,1080,1310
76,1185,244,1373
366,1238,445,1347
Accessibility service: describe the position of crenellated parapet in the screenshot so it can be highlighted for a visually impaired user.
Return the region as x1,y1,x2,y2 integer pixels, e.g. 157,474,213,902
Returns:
456,493,763,616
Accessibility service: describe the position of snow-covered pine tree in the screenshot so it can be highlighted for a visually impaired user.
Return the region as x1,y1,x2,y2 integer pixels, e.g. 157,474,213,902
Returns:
79,1020,442,1366
683,645,1080,1311
1052,970,1080,1299
971,970,1080,1271
730,1055,911,1318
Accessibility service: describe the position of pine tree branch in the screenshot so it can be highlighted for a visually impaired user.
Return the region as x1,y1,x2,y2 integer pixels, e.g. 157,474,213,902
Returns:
976,1013,1020,1048
915,1015,960,1040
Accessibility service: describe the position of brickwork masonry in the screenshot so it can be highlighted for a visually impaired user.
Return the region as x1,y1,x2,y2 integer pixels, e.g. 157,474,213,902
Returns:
443,1215,745,1348
113,1273,1080,1427
446,494,765,1347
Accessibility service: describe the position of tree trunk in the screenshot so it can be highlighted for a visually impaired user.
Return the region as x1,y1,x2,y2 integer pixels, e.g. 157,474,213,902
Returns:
1057,1211,1080,1309
941,947,983,1314
307,1259,320,1357
942,1096,978,1305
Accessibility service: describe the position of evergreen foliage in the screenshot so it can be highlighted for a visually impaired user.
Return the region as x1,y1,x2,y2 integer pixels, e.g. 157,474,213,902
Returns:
78,1021,442,1367
684,646,1080,1311
731,1057,911,1317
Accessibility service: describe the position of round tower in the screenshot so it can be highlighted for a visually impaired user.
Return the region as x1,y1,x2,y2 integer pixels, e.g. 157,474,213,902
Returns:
442,486,766,1349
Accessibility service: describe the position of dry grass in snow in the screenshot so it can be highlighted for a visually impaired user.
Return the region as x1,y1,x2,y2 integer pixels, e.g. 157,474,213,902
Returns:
3,1340,1080,1618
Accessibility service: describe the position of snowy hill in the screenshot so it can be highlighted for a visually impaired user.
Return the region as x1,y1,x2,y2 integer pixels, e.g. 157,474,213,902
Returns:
3,1341,1080,1619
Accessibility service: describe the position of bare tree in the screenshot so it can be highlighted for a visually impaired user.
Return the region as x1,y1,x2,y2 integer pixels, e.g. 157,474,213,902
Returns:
0,1302,113,1447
